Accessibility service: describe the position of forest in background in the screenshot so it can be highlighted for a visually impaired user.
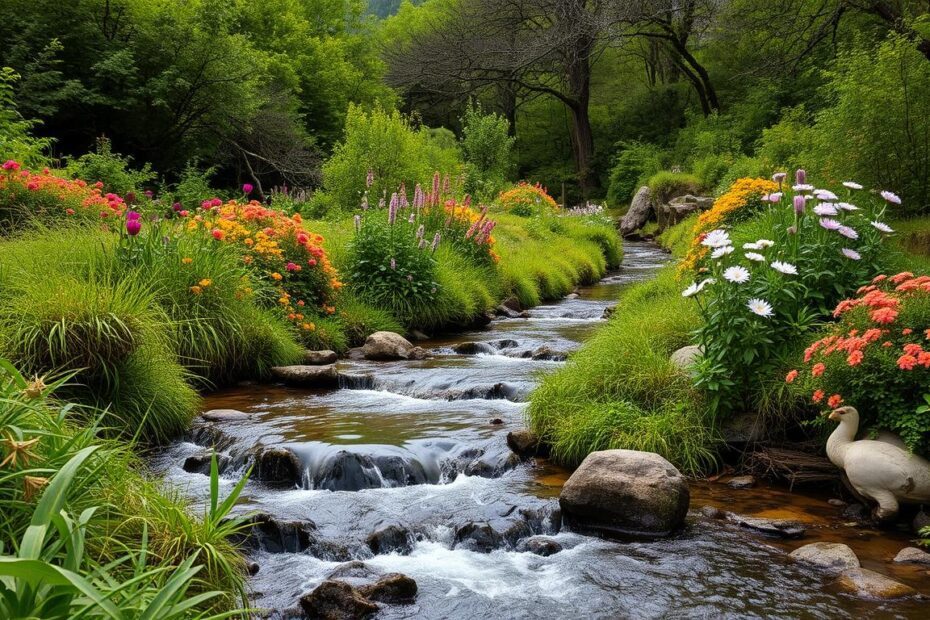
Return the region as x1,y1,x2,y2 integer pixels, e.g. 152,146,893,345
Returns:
2,0,929,212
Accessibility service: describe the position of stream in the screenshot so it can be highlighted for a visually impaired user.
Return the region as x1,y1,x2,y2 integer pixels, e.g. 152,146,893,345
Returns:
154,242,928,619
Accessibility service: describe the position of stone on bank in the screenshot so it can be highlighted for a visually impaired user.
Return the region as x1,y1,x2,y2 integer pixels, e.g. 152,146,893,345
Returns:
559,449,689,538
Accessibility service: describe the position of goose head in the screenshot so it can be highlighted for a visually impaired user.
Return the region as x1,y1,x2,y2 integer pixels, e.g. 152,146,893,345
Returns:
828,405,859,424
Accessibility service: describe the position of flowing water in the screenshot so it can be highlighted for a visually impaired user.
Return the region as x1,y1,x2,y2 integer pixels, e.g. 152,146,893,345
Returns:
154,242,928,619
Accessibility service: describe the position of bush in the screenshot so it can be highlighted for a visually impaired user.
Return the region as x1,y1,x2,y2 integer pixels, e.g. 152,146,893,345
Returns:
460,100,515,200
65,137,156,196
791,272,930,455
807,34,930,214
685,173,894,418
497,182,559,217
691,153,733,191
0,67,51,167
335,293,404,346
606,142,665,207
646,170,702,203
321,105,463,213
528,266,716,474
712,156,769,196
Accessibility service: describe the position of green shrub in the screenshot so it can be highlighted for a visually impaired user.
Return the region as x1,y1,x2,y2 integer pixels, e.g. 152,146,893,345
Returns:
712,156,768,196
65,137,156,196
162,161,220,209
528,266,716,473
606,141,664,207
460,100,515,200
647,170,702,203
0,67,51,167
322,105,463,213
335,293,404,346
806,34,930,214
691,153,733,190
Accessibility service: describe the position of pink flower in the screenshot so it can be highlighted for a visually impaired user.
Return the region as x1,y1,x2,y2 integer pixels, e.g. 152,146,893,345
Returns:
126,218,142,236
2,160,20,171
243,183,254,194
285,262,299,272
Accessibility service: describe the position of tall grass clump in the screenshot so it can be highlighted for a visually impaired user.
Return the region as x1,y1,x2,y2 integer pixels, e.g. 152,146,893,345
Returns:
528,266,718,474
0,360,249,616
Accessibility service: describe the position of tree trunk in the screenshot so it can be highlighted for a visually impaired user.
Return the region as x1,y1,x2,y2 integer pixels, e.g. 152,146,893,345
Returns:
499,82,518,137
567,101,596,199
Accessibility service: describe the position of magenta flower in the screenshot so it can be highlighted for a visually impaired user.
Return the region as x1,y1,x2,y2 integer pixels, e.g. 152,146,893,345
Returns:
172,202,182,212
126,210,141,221
2,160,20,171
144,190,154,198
243,183,254,194
126,218,142,236
285,262,299,271
795,169,806,185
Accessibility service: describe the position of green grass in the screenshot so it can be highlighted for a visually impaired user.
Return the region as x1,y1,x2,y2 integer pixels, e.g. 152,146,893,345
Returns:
527,266,718,474
656,213,698,257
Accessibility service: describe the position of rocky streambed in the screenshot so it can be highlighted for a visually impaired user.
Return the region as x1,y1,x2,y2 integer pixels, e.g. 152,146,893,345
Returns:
153,242,928,619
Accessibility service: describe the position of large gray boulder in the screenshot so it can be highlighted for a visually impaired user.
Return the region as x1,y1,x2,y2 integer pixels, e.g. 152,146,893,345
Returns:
362,331,427,361
790,542,860,575
657,195,714,231
619,186,654,238
670,345,702,370
303,350,338,365
559,449,689,538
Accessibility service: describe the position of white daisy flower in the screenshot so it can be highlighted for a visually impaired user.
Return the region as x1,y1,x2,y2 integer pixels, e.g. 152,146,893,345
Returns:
838,226,858,240
770,260,798,275
792,184,814,191
880,190,901,204
813,189,838,201
819,218,841,231
747,298,774,318
755,239,775,248
723,266,750,284
745,252,765,262
743,242,761,250
697,278,716,291
842,181,863,190
701,229,731,248
842,248,861,260
871,221,894,233
682,282,701,297
836,202,859,211
711,245,735,259
813,203,838,216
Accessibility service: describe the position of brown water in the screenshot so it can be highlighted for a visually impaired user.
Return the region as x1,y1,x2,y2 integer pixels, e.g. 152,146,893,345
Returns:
154,243,929,618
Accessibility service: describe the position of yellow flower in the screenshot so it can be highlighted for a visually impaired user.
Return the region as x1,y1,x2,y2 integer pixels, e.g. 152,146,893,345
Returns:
182,257,193,265
199,278,212,287
271,272,283,281
190,285,203,295
302,322,316,331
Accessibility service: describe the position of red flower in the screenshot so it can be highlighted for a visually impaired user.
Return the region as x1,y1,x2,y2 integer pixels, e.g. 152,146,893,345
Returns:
212,229,225,240
785,369,799,384
897,354,918,370
827,394,844,408
847,350,863,366
811,363,826,377
812,390,824,403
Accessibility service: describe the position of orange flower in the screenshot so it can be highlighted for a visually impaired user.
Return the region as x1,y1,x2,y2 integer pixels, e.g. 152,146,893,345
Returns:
198,278,212,287
827,394,844,408
271,272,283,281
812,390,824,403
897,354,918,370
182,257,193,264
870,307,898,324
811,363,826,377
190,285,203,295
785,369,799,383
847,350,864,366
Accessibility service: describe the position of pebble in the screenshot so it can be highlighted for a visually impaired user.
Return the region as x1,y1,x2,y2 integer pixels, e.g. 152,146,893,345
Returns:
827,498,847,507
727,475,756,489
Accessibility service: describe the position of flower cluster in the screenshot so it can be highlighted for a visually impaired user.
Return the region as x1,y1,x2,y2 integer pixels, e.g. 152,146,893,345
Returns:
497,182,559,216
1,161,127,223
790,272,930,454
682,177,778,271
186,199,340,330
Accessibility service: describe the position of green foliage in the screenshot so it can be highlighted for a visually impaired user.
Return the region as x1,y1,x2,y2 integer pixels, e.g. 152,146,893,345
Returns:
65,138,156,196
647,171,702,203
0,67,50,167
656,213,699,258
333,293,404,347
162,163,220,209
348,207,441,324
712,156,768,196
0,360,247,616
606,142,664,207
460,100,515,200
321,105,462,213
528,266,716,474
806,34,930,213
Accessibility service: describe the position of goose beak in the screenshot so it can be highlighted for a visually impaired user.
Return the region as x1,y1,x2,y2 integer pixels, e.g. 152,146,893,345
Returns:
828,410,842,421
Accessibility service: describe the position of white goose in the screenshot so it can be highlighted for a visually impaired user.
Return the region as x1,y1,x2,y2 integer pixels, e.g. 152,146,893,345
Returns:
826,406,930,520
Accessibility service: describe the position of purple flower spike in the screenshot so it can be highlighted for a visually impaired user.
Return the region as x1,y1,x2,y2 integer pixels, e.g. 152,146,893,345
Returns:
126,218,142,236
793,195,806,215
795,169,806,186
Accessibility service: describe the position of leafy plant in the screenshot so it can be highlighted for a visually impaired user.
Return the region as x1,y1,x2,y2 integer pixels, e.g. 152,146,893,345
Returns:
65,137,156,196
460,100,515,200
